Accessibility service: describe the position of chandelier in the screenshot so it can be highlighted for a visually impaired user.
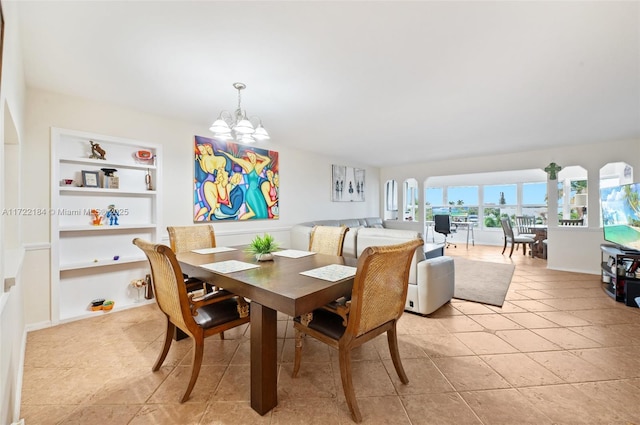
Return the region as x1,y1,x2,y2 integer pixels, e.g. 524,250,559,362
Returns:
209,82,270,144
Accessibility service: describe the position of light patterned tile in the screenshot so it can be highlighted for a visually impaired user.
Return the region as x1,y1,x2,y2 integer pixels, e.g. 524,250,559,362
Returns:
432,356,510,391
526,351,613,383
461,388,554,424
382,358,454,394
518,384,629,424
501,312,559,329
535,311,591,327
510,300,557,312
531,328,601,350
481,353,564,387
494,329,561,352
469,314,523,331
402,393,482,425
455,332,519,355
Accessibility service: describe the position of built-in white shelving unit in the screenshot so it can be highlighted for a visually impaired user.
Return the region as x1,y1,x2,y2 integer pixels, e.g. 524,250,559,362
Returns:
50,127,162,323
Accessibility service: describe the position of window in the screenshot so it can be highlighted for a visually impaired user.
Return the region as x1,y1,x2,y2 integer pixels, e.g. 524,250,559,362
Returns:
522,182,547,223
484,184,516,228
447,185,478,222
404,178,418,221
557,166,587,225
424,186,443,221
423,170,547,231
384,180,398,220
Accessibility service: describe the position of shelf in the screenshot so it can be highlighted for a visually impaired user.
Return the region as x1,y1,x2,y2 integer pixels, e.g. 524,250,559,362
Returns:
60,256,147,271
60,224,156,232
60,156,156,170
51,127,162,324
59,186,157,195
60,299,155,323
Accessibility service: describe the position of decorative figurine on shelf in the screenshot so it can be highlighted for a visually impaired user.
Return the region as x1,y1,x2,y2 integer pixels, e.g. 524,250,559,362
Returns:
90,209,103,226
101,168,119,189
145,168,153,191
106,204,119,225
130,278,147,303
89,140,106,160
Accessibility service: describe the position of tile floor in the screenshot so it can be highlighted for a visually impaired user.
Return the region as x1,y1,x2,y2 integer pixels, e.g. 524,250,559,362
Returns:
20,245,640,424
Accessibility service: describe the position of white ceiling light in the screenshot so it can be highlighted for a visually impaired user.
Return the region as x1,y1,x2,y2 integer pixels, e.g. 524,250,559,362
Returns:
209,82,270,144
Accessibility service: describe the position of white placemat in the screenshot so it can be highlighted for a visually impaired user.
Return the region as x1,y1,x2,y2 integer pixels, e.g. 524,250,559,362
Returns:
300,264,357,282
272,249,316,258
200,260,259,274
192,247,237,254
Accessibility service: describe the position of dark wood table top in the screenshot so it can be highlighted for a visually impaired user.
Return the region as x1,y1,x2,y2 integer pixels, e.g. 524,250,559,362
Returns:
177,246,356,317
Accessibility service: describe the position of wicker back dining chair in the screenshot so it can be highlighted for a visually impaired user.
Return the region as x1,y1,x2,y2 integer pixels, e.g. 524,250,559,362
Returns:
292,239,424,423
132,238,249,403
168,224,217,254
309,225,350,256
167,225,217,291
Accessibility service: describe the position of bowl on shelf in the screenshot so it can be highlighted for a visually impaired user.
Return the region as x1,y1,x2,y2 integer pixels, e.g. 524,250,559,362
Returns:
102,300,115,311
90,298,105,311
62,179,74,186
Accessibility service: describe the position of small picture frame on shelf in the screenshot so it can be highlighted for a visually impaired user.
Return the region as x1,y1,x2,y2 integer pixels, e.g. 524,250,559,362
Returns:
81,170,100,188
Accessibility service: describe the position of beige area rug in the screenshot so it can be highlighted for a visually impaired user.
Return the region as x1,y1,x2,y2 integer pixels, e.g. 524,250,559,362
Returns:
453,258,515,307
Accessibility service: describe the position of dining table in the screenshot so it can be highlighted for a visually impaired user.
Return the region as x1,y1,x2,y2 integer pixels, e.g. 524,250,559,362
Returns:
177,246,356,415
528,224,548,259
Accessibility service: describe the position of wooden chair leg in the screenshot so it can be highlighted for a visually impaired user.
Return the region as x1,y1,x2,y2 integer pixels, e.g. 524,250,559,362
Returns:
153,320,175,371
522,242,527,255
502,239,507,254
292,329,304,378
181,338,204,403
338,348,362,423
387,324,408,384
509,241,515,258
220,331,225,340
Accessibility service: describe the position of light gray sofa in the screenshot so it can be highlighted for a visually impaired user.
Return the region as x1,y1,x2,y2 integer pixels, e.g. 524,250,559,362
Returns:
290,218,455,315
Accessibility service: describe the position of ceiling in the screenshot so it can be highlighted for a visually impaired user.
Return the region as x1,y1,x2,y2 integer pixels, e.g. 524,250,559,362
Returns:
15,1,640,167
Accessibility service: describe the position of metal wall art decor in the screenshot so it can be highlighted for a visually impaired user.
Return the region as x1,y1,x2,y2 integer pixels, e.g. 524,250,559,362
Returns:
194,135,279,221
332,165,365,202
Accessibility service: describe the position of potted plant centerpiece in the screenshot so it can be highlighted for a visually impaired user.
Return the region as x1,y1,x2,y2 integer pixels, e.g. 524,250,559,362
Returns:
246,233,279,261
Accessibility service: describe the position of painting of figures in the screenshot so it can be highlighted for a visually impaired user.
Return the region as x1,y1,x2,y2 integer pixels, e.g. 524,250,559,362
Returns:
194,135,279,221
332,164,365,202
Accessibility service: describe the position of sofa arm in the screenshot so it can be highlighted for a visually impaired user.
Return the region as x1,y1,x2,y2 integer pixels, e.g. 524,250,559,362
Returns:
412,256,455,315
290,225,313,250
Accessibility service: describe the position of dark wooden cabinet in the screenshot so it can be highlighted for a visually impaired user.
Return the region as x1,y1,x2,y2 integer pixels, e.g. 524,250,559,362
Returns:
600,244,640,307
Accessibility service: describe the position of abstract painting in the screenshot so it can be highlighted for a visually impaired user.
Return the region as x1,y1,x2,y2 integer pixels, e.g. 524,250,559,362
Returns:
332,165,365,202
194,135,279,221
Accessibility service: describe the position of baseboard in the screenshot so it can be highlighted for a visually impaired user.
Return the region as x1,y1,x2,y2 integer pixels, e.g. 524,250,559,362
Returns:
12,330,28,423
24,320,53,332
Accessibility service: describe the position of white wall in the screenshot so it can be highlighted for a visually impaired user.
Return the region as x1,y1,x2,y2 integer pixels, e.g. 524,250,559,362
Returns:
0,1,28,424
380,139,640,274
22,88,381,327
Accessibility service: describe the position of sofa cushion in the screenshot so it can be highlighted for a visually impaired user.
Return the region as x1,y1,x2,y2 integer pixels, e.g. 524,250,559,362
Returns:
340,219,364,228
289,218,385,253
342,226,363,258
312,219,340,227
356,228,424,284
365,217,383,227
290,224,314,250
